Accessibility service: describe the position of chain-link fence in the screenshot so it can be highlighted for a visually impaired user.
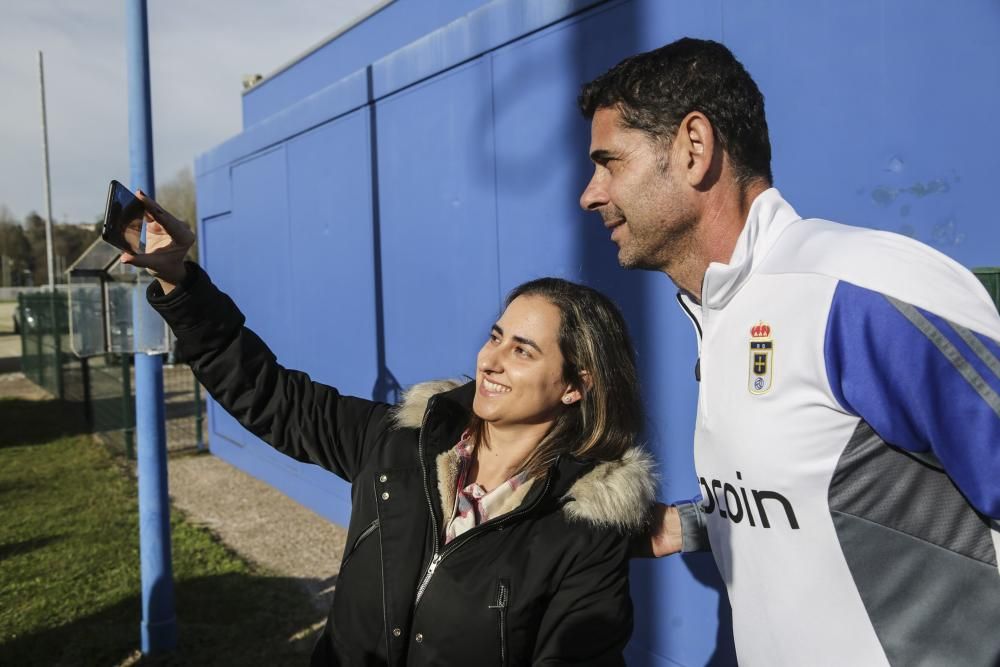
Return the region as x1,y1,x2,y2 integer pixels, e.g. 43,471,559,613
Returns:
18,291,88,424
974,268,1000,312
17,293,203,457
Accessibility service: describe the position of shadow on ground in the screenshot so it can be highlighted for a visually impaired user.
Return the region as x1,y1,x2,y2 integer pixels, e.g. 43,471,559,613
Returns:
0,398,89,448
0,573,328,667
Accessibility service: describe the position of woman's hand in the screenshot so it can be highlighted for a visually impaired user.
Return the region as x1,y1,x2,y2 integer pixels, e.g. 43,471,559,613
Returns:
119,190,195,294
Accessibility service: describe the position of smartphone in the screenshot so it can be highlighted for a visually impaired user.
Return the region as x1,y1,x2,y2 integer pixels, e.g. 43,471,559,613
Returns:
102,180,145,254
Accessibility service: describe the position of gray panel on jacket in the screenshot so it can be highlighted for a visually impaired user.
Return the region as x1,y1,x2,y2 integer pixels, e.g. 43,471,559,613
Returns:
832,511,1000,666
829,422,996,565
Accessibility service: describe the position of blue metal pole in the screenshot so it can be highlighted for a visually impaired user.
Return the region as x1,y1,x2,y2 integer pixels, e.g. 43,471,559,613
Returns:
126,0,177,653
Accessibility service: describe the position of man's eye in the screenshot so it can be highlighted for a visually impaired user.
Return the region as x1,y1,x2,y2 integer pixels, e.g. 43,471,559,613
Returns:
515,346,532,358
489,333,500,344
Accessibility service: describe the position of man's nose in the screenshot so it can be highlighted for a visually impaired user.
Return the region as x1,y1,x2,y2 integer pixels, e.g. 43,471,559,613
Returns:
579,172,608,211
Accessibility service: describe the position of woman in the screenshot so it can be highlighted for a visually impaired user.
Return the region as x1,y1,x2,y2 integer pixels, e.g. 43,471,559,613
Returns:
127,192,655,666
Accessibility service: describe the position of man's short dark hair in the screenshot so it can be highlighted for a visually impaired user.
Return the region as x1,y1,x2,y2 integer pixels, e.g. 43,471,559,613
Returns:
579,38,773,186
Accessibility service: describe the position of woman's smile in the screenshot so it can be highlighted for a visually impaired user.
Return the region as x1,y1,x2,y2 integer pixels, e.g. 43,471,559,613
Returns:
480,377,511,395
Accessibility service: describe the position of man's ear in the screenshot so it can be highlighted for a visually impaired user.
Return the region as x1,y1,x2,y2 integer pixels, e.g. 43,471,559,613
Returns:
677,111,716,188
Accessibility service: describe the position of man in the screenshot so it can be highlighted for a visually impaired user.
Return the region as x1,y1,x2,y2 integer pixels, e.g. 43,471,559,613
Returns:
578,38,1000,665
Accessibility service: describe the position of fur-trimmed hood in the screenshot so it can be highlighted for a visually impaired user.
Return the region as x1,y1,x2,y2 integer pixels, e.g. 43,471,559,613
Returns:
392,380,657,534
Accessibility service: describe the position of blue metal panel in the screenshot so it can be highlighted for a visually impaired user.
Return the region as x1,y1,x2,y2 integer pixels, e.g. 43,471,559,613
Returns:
371,0,603,99
375,59,500,387
194,165,231,219
280,110,380,518
723,0,1000,268
283,111,378,402
243,0,488,126
489,3,732,665
201,147,353,526
197,68,369,175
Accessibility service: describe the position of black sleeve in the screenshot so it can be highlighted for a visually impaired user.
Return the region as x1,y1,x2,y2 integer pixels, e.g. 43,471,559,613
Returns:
147,262,390,482
532,530,632,666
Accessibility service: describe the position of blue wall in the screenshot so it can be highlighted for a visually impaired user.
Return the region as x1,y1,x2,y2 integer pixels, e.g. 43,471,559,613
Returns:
195,1,1000,664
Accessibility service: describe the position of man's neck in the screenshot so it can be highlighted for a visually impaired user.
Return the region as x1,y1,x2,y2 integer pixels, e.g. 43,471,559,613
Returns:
667,179,769,302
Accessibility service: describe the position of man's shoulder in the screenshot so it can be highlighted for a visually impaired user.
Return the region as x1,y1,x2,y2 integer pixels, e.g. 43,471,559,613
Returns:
758,217,1000,337
761,217,951,280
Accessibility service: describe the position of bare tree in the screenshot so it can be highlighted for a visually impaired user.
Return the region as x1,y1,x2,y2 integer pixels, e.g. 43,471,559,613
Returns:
156,166,198,261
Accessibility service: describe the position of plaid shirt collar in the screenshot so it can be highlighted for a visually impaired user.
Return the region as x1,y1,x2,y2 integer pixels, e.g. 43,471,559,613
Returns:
444,431,530,544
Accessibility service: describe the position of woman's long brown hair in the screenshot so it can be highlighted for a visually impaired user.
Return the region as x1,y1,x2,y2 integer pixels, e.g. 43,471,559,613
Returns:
467,277,643,480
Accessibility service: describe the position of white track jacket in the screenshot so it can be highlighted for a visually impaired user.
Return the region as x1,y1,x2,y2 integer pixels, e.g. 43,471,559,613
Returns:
676,188,1000,666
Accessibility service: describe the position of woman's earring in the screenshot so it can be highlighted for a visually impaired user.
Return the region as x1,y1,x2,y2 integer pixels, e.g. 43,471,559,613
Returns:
562,396,573,404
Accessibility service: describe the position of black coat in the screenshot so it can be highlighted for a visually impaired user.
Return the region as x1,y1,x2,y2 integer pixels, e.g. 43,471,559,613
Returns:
149,264,656,666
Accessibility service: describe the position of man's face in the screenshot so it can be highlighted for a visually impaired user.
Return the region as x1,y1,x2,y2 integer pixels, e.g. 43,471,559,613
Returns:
579,107,697,273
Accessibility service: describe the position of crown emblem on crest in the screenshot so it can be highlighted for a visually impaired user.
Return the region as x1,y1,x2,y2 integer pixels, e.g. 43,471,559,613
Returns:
748,321,774,395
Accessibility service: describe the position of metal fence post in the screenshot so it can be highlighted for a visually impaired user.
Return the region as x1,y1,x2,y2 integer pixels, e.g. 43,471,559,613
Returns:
52,293,64,400
17,293,27,379
80,356,93,430
120,353,135,459
193,377,204,452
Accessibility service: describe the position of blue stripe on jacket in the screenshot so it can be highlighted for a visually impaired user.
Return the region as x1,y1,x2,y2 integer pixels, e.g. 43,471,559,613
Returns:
824,280,1000,518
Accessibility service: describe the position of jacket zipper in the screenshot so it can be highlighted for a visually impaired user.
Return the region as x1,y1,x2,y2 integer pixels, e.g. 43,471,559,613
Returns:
489,578,510,667
374,478,392,661
415,396,442,606
413,471,553,608
676,292,703,341
676,292,709,419
339,518,379,571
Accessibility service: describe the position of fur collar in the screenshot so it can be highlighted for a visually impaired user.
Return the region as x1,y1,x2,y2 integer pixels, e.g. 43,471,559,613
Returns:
392,380,656,534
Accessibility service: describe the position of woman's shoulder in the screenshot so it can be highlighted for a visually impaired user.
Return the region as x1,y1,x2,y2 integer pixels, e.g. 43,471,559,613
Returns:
388,379,471,430
556,447,658,537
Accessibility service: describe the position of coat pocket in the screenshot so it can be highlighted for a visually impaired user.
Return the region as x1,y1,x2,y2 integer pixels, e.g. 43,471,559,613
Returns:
489,578,510,667
340,518,379,571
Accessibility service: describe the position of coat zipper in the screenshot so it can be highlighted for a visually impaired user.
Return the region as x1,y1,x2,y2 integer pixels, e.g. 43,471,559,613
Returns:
413,471,553,608
339,518,379,571
415,396,442,605
489,579,510,667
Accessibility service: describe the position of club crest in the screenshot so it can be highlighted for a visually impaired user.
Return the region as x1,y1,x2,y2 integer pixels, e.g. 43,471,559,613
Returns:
748,322,774,394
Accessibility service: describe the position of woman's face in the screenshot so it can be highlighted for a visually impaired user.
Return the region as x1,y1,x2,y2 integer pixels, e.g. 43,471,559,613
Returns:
472,294,577,429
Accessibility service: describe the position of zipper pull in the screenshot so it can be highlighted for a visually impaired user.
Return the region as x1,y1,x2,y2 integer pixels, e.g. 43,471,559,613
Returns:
489,580,509,609
427,554,441,573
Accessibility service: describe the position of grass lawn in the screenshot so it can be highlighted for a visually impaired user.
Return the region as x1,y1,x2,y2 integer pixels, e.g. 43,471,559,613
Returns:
0,396,321,666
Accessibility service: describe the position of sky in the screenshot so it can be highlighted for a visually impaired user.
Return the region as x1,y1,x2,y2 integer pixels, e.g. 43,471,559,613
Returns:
0,1,383,224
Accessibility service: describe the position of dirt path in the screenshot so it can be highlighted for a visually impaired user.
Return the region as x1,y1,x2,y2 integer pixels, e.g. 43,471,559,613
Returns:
168,452,346,612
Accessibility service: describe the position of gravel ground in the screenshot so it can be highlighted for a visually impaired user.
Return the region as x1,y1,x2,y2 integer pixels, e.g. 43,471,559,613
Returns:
0,371,49,399
167,452,347,612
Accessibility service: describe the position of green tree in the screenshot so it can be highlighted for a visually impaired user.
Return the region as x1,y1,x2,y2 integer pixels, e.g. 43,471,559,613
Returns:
20,211,99,285
0,206,32,287
24,211,46,286
54,222,100,279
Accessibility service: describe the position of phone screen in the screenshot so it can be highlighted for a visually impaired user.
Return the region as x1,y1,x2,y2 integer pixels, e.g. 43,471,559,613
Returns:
102,180,145,254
